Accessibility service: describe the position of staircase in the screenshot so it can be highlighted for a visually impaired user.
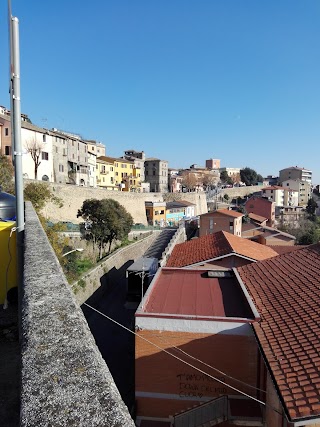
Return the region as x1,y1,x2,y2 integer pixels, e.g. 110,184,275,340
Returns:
174,396,228,427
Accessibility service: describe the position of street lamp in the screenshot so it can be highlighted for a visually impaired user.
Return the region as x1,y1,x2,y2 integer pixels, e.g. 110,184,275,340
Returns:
62,248,84,257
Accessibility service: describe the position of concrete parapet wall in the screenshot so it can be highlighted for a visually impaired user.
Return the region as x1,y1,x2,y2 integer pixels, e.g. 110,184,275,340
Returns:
22,202,135,427
219,185,264,199
73,231,161,306
160,226,186,267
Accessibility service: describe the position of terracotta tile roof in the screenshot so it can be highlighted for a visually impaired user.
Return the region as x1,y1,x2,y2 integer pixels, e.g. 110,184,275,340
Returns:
248,213,267,223
269,245,308,255
238,245,320,422
166,231,278,267
201,209,243,218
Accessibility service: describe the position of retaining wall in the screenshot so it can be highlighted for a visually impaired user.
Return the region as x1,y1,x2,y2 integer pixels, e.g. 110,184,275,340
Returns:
73,231,161,306
24,180,208,224
22,202,135,427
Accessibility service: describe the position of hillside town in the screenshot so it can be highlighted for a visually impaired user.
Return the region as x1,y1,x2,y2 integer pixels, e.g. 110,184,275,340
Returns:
1,99,320,427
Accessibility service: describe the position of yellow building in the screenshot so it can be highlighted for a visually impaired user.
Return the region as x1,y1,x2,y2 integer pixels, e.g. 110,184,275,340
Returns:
96,157,117,190
98,156,142,191
145,201,166,226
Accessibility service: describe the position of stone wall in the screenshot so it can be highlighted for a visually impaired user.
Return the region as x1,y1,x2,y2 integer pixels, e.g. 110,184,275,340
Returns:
24,180,208,224
73,231,161,306
22,202,135,427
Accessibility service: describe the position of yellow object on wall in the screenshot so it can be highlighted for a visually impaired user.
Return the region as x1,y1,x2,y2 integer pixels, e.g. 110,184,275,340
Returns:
0,221,17,304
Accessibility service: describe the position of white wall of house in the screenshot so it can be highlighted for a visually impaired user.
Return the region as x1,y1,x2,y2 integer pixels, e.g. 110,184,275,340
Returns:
262,188,285,206
21,128,54,182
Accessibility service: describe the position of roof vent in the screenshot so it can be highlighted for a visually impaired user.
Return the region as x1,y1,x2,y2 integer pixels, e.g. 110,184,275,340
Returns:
207,271,233,278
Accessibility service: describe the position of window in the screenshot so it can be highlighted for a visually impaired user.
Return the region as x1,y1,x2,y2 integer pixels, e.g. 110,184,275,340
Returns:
55,147,58,153
43,134,46,142
59,164,64,172
5,128,9,136
5,146,11,155
110,167,113,171
63,148,67,156
209,219,214,230
153,171,155,176
42,152,49,160
115,172,118,176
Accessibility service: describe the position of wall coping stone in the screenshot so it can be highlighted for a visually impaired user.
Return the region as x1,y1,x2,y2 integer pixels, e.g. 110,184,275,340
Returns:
21,202,135,426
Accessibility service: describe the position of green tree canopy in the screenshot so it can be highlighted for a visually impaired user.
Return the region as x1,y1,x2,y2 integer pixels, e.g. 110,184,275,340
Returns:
77,198,133,259
24,182,63,211
0,155,15,194
240,167,263,186
306,198,318,220
220,171,233,185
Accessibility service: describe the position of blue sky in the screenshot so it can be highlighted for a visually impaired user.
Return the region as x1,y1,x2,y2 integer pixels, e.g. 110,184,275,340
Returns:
1,1,320,182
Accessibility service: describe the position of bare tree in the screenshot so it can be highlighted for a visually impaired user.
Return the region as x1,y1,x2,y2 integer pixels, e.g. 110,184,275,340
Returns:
25,140,44,180
181,172,199,192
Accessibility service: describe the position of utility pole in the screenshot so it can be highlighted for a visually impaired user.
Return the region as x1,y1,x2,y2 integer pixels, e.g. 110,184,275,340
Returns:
8,0,24,315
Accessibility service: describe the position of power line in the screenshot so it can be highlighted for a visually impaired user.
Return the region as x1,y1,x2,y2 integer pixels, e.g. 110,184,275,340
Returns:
83,302,283,416
142,328,267,395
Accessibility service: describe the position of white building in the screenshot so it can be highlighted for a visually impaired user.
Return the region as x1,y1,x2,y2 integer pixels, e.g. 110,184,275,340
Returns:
261,186,298,207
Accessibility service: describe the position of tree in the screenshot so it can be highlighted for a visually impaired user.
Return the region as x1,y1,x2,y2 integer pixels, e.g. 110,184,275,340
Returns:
0,155,15,194
240,167,263,186
306,198,318,220
181,172,199,192
220,171,233,185
202,173,217,190
24,182,63,212
25,139,44,180
77,198,133,259
223,194,229,202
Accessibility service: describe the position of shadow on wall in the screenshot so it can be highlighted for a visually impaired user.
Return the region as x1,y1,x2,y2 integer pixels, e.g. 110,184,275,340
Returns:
82,260,134,318
135,329,261,421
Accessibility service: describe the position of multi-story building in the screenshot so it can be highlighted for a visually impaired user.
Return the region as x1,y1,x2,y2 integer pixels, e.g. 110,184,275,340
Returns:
145,201,166,225
279,166,312,185
98,156,141,191
54,130,88,186
261,186,299,207
123,150,145,182
96,157,116,190
144,158,168,193
205,158,220,169
245,196,276,226
0,110,55,181
281,179,311,206
199,209,243,237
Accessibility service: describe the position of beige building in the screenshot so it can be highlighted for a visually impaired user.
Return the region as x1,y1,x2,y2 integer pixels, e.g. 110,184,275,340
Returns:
145,158,168,193
219,167,241,183
282,179,311,206
96,157,116,190
279,166,312,184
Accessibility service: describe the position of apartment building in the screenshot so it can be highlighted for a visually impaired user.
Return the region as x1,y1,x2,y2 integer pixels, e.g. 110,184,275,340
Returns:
279,166,312,184
96,157,116,190
97,156,141,191
144,158,168,193
281,179,311,206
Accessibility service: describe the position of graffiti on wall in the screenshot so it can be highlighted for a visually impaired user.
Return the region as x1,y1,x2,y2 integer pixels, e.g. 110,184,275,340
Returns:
177,373,227,399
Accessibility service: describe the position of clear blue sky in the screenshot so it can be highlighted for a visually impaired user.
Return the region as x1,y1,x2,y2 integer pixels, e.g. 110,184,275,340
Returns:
1,1,320,182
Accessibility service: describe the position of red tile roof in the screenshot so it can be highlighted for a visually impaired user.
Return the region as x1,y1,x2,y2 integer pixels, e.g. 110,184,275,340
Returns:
201,209,243,218
238,244,320,422
268,245,308,255
166,231,278,267
248,213,267,223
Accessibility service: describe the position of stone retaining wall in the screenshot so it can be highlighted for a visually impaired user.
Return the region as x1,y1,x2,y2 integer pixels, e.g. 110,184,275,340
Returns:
73,231,161,306
22,202,135,427
24,180,208,224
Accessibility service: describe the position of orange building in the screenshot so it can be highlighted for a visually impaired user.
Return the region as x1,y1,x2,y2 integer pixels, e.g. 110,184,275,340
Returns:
245,196,275,226
135,268,262,426
199,209,243,237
